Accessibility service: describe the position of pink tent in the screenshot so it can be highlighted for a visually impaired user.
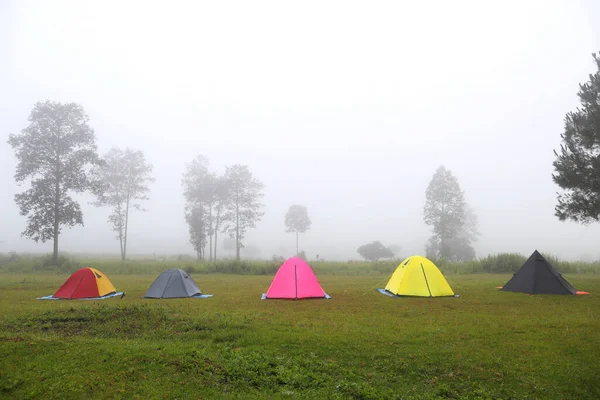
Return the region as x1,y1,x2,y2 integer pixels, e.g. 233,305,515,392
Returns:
262,257,330,299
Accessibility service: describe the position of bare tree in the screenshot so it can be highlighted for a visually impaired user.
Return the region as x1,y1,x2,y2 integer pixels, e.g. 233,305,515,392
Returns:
92,147,154,260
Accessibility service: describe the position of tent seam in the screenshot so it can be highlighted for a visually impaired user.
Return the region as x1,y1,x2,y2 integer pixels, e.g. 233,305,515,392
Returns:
70,275,85,300
161,273,174,299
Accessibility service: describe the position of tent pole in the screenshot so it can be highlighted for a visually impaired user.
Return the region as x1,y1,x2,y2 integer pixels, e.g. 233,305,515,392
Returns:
421,264,432,297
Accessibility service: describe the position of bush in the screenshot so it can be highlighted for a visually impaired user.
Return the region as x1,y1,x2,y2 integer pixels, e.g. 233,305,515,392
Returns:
479,253,526,273
1,252,599,276
203,260,280,275
34,254,81,274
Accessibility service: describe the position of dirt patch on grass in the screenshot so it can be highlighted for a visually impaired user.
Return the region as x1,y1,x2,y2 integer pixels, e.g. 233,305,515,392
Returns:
2,304,253,341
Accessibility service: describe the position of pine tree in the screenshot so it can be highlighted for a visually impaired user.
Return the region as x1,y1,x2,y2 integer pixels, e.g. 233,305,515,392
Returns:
552,51,600,224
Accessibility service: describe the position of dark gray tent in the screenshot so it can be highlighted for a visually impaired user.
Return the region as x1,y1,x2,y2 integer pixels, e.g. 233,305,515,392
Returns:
144,269,212,299
500,250,579,295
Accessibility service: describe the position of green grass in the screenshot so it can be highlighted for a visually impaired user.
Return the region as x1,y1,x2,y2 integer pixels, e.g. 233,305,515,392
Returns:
1,273,599,399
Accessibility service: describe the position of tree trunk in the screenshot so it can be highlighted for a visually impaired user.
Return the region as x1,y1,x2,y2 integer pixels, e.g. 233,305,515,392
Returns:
53,178,60,265
52,126,62,266
235,198,240,261
209,204,213,262
116,202,125,261
214,207,220,260
123,190,130,261
439,203,446,260
214,230,218,260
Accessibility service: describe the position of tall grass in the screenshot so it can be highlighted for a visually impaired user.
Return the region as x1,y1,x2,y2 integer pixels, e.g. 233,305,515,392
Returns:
1,251,599,276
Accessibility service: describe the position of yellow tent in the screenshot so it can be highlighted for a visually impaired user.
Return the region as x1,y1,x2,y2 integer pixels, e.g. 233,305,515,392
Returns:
382,256,455,297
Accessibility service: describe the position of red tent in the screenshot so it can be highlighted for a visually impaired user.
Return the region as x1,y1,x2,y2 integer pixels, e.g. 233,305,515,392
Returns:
45,268,121,300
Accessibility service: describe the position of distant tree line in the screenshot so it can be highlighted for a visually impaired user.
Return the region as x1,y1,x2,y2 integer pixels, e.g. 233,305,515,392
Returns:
7,100,270,265
6,50,599,265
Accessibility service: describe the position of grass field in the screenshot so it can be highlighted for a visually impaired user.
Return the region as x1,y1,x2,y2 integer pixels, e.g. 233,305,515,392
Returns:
1,272,599,399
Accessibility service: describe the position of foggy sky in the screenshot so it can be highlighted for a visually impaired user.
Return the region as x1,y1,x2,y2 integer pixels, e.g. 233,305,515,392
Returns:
2,0,600,261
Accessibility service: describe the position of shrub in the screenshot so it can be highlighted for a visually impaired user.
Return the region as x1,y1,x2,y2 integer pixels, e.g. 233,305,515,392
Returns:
1,252,599,275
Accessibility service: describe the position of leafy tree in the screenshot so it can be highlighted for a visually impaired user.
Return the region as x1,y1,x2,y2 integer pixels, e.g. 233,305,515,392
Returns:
209,175,229,261
7,100,100,264
552,51,600,224
425,236,476,261
459,204,480,244
357,241,394,261
423,165,468,260
182,155,211,260
92,147,154,260
426,204,479,261
201,172,218,261
181,155,231,261
186,206,207,260
284,204,312,256
222,164,265,260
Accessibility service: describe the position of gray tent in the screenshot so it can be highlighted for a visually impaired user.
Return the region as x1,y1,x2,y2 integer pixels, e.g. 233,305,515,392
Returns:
144,268,212,299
